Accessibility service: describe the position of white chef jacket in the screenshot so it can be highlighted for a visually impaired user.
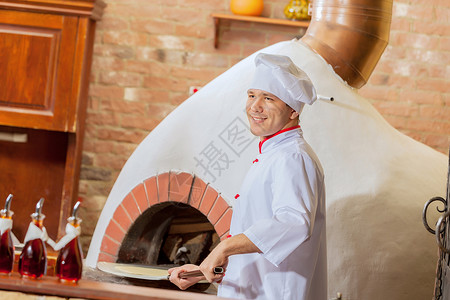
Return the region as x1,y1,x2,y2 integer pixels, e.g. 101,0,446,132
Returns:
218,126,327,300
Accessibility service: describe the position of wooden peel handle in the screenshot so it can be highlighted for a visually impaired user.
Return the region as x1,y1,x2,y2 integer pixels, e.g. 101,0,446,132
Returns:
179,267,224,279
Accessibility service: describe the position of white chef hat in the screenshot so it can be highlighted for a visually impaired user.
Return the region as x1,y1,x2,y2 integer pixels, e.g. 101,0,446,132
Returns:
249,53,317,113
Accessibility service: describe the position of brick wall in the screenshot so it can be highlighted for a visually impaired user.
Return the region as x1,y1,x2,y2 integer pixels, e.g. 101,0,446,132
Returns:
79,0,450,252
358,0,450,154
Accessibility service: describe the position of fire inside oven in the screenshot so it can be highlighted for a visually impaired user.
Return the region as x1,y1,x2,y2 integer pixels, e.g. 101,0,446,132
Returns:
117,202,219,267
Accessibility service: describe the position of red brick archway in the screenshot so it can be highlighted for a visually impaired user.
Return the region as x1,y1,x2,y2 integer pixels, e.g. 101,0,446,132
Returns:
98,171,233,262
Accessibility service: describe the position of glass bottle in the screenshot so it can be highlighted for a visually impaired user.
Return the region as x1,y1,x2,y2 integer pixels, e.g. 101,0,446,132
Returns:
0,194,14,274
19,198,47,279
56,201,83,283
284,0,311,20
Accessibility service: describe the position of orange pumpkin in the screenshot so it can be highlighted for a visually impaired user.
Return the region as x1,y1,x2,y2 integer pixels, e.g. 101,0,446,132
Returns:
230,0,264,16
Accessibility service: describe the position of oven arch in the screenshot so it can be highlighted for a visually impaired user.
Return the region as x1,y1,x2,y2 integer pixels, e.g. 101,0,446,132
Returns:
97,171,232,263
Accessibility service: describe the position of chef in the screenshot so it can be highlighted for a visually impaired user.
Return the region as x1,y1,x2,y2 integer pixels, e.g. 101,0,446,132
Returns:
169,53,327,300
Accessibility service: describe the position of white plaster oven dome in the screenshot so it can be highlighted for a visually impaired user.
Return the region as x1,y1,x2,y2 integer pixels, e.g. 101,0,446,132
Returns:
87,40,448,300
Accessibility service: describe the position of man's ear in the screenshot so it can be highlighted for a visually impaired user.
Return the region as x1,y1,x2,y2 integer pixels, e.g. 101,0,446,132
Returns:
290,110,299,120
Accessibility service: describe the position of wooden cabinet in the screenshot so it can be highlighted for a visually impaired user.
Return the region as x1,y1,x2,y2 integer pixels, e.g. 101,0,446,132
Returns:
0,0,105,241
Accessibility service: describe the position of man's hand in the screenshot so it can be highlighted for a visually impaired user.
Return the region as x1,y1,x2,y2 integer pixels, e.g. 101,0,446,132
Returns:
199,233,261,283
169,234,261,287
199,243,228,283
168,264,204,290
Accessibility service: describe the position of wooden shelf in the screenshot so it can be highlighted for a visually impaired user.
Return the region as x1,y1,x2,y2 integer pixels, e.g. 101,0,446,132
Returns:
0,272,218,300
211,13,310,48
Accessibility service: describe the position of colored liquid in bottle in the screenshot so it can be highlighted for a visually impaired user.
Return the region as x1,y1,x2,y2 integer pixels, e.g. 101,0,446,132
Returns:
0,229,14,274
56,236,83,282
19,238,47,279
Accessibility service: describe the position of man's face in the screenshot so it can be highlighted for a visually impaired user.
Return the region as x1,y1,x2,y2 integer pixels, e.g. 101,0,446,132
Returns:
246,89,298,140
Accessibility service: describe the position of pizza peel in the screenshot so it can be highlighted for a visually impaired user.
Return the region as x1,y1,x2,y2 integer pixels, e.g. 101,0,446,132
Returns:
97,261,223,281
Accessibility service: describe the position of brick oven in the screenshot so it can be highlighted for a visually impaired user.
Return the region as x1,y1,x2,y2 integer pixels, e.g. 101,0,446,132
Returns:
85,60,258,269
95,171,232,267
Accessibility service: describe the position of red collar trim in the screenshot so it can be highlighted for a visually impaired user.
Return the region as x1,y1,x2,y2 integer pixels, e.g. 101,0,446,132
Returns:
258,125,300,154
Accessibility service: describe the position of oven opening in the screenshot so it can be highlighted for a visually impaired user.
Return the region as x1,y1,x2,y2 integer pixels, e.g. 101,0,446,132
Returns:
117,202,219,267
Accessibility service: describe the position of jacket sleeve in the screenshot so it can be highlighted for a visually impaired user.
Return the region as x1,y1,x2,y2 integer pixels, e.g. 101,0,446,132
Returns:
243,152,323,267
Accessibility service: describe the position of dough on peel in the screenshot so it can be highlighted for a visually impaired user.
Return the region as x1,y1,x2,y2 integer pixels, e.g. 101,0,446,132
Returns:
115,265,168,277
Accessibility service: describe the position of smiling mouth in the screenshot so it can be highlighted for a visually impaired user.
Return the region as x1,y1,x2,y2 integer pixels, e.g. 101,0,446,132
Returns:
250,115,266,123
